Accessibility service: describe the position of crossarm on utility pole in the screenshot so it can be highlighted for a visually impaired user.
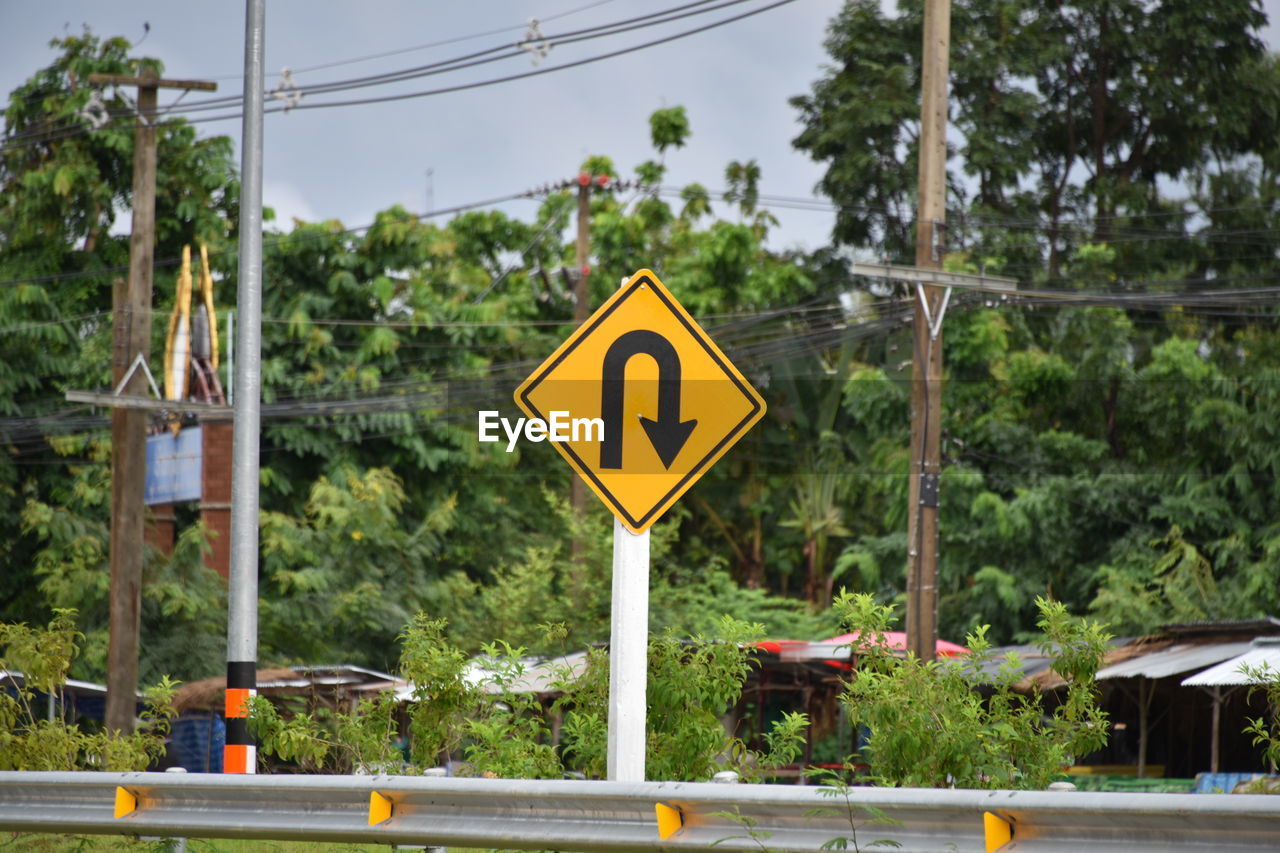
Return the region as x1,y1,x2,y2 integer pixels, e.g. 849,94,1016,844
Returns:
87,73,217,92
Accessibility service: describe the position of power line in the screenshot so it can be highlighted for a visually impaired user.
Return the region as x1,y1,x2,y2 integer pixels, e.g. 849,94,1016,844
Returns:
4,299,1278,456
0,189,537,289
0,0,623,116
153,0,737,116
178,0,800,122
214,0,625,80
0,0,771,151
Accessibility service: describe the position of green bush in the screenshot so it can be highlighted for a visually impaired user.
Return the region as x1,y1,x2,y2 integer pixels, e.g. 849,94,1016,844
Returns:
833,593,1110,789
248,612,807,781
0,609,177,771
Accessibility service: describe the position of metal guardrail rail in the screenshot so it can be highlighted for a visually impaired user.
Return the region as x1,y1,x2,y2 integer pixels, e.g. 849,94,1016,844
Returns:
2,771,1279,852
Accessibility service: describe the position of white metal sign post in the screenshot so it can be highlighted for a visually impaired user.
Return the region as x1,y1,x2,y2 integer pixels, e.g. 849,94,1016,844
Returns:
514,269,766,782
607,518,650,781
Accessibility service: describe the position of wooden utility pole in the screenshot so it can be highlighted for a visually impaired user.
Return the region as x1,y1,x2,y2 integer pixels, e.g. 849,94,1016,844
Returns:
569,174,592,559
88,69,216,734
904,0,950,664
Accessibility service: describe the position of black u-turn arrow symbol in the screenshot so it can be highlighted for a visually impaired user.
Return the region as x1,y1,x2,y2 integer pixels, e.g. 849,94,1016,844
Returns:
600,329,697,469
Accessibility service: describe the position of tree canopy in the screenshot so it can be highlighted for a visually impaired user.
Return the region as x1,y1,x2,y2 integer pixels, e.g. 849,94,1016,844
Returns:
2,6,1280,688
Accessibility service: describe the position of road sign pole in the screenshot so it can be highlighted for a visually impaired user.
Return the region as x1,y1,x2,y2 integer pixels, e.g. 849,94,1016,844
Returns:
607,516,650,782
607,269,649,783
515,268,767,781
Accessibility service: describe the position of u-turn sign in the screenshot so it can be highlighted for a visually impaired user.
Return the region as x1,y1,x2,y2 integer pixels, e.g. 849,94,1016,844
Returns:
515,268,766,532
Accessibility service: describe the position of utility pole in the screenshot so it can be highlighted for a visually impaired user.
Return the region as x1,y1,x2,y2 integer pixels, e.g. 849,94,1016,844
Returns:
569,173,592,559
225,0,266,775
88,68,216,735
568,171,612,560
905,0,950,664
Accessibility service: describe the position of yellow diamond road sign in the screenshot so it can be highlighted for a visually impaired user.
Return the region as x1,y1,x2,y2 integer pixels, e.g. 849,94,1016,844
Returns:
515,269,766,533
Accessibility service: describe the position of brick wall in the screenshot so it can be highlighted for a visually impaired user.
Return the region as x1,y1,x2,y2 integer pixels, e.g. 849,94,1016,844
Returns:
145,502,176,556
200,416,233,580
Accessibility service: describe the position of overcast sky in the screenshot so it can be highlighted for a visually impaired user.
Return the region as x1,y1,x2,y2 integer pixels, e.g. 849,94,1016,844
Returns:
3,0,1278,255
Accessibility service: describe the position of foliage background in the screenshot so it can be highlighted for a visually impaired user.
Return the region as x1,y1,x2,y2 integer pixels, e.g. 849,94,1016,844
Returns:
2,1,1280,689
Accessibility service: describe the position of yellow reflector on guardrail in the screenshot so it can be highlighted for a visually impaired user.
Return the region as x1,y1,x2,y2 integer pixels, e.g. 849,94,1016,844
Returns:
984,811,1012,851
369,790,393,825
655,802,683,840
114,787,137,819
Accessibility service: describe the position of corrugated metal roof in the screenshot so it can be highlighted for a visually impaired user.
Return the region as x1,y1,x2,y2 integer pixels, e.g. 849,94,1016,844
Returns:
1096,641,1255,680
1159,616,1280,636
766,634,969,662
397,651,590,700
0,670,108,696
970,645,1055,683
1181,639,1280,686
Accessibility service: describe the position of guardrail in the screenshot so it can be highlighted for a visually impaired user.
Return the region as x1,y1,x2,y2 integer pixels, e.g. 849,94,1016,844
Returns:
2,771,1279,852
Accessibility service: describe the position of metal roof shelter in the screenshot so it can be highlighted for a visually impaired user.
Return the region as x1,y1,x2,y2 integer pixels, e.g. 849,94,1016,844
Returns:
1097,641,1256,681
1162,617,1280,636
394,651,592,702
1182,638,1280,687
172,664,403,715
1178,638,1280,775
1179,638,1280,776
1088,620,1280,777
0,670,114,721
265,664,401,693
756,633,970,667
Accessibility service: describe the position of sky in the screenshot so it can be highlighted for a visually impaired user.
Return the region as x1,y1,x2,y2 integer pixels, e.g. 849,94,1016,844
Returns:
1,0,842,252
2,0,1278,255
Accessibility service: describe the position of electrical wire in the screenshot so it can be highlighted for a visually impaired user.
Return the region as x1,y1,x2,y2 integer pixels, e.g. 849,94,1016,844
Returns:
217,0,625,79
0,189,538,289
0,0,776,151
158,0,739,117
1,183,1272,294
176,0,801,123
0,292,905,443
0,0,629,120
0,297,1265,459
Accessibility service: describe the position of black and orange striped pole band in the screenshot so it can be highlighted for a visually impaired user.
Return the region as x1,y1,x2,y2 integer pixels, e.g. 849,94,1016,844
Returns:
223,661,256,774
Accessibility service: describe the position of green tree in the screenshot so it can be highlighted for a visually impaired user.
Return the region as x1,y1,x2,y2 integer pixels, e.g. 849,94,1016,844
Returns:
20,436,225,683
0,30,238,628
257,467,456,670
834,592,1109,789
791,0,1280,277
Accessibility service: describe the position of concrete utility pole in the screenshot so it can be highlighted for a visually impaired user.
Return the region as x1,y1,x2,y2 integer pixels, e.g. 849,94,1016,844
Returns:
88,69,216,735
905,0,950,664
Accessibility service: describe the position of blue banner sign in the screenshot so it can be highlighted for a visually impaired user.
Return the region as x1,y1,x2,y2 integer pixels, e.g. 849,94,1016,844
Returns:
145,426,203,505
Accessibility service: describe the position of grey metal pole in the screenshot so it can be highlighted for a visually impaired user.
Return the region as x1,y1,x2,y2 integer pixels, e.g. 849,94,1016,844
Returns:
225,0,265,775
